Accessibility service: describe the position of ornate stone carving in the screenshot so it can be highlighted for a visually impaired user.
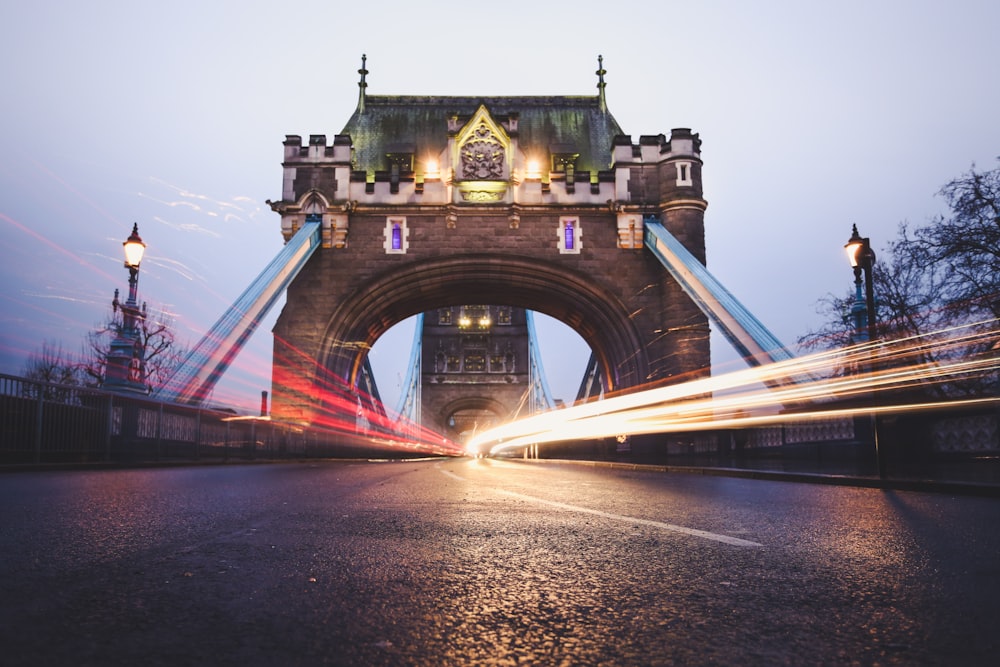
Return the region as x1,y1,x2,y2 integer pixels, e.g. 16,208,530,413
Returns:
460,123,505,180
461,190,504,202
616,212,643,249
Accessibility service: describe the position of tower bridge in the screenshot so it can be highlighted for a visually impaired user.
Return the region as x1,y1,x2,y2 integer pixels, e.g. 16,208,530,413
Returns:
265,57,710,425
156,57,791,438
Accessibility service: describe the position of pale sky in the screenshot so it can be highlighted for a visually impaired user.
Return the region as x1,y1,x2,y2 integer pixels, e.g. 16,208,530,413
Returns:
2,0,998,413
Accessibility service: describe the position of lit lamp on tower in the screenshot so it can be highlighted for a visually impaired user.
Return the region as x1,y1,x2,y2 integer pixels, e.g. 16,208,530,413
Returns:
105,223,148,393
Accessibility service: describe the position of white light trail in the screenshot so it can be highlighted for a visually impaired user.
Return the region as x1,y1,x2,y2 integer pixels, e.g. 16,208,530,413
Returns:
469,321,1000,457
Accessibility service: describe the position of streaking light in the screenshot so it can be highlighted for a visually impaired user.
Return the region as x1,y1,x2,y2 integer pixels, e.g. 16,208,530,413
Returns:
470,320,1000,457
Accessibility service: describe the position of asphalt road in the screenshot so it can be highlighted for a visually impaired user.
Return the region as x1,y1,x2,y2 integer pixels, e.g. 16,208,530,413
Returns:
1,458,999,666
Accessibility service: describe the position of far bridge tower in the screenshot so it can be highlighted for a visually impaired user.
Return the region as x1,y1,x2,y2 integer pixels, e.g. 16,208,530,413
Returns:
422,305,530,440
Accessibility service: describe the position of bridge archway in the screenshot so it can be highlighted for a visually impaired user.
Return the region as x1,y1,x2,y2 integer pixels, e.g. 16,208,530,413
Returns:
318,254,645,401
437,395,510,442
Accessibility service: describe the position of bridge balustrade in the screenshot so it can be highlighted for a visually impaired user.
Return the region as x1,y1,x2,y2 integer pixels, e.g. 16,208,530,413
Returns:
0,373,395,464
3,372,997,483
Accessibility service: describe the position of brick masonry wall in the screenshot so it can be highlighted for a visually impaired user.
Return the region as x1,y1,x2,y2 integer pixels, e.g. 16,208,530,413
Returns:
272,204,709,421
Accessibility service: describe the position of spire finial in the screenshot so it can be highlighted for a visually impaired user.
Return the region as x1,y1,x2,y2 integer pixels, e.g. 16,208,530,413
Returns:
596,54,607,113
357,54,369,113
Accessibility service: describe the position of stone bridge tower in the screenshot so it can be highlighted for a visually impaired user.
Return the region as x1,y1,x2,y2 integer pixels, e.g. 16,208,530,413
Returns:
268,56,710,425
421,305,531,440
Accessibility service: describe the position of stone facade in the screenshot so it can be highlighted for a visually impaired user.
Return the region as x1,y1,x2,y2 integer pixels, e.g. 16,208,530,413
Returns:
268,63,710,424
421,305,530,438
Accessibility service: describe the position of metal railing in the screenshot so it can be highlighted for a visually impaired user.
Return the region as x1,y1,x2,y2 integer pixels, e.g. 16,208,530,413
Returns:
0,373,411,465
5,372,997,485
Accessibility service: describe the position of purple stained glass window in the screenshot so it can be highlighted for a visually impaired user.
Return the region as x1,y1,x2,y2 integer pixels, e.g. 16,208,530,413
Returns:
564,220,575,250
391,222,402,250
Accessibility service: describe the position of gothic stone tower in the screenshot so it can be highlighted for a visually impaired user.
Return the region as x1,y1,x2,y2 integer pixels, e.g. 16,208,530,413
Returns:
268,57,710,425
422,305,530,440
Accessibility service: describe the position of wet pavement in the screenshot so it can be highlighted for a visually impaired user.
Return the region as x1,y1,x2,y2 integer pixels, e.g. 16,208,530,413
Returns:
2,458,999,665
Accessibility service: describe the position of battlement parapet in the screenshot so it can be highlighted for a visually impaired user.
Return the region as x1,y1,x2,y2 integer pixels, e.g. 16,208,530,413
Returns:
283,134,353,163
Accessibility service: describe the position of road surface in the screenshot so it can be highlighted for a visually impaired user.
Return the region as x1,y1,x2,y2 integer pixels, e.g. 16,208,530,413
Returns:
2,458,999,665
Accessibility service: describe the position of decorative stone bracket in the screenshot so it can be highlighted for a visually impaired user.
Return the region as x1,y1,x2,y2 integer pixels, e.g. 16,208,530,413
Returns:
268,191,354,249
615,209,644,249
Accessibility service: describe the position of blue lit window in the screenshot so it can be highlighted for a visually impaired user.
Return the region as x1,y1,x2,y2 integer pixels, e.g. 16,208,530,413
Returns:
384,217,408,253
391,223,402,250
558,217,581,254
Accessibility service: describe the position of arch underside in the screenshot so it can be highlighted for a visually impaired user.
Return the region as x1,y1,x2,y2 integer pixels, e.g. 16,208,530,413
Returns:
440,394,509,418
440,395,510,442
318,254,649,396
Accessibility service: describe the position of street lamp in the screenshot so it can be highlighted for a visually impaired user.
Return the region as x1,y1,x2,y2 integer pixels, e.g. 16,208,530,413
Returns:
105,223,148,393
845,224,885,477
845,224,877,343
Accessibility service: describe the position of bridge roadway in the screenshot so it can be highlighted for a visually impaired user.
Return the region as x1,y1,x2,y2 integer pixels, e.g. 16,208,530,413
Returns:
2,458,999,665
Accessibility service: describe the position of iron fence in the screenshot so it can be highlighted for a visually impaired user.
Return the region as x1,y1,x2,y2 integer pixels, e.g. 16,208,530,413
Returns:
0,373,398,465
3,372,998,484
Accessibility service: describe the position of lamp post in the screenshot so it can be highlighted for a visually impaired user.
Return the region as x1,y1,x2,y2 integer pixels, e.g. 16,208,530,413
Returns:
844,224,877,343
844,224,885,477
105,223,148,394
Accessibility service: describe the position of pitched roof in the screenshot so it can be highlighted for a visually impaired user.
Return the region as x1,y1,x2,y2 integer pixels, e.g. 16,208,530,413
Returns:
340,95,625,174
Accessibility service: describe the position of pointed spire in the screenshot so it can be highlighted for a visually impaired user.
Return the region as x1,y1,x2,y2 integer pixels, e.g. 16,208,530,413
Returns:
596,54,607,113
357,54,368,114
